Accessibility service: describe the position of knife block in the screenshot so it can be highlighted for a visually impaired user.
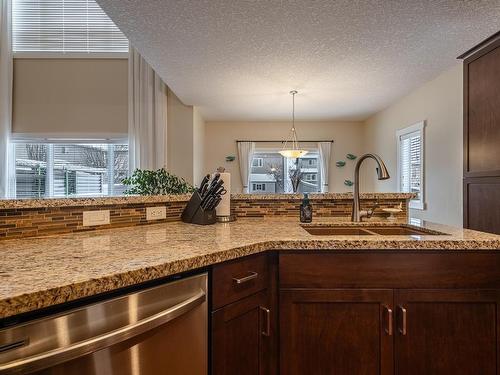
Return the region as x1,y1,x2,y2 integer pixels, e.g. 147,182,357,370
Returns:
181,191,217,225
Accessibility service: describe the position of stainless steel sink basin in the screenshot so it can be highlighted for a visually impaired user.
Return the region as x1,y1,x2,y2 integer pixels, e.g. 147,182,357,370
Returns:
303,227,374,236
302,224,446,236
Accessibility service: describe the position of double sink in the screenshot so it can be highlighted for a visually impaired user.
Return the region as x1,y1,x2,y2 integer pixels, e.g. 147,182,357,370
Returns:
302,224,446,236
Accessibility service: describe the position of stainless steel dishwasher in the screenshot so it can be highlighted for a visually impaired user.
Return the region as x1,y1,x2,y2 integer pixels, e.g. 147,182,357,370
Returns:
0,273,207,375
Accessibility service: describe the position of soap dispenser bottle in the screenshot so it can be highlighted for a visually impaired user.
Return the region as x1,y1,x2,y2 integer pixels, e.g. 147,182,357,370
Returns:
300,193,313,223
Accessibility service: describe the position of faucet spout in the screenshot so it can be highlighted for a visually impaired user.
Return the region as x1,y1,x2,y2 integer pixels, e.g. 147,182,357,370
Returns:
351,153,390,222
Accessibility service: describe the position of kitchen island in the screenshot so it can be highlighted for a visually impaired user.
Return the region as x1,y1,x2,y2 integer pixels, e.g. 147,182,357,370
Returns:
1,217,499,319
1,217,500,374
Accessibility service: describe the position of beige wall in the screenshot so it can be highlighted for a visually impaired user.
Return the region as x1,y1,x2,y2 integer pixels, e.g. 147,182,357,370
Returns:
166,89,207,185
363,64,463,226
13,58,128,137
167,88,194,183
204,121,366,193
193,108,206,186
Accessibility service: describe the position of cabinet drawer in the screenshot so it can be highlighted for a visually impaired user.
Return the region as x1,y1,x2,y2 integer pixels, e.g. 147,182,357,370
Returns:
212,254,269,309
280,252,500,289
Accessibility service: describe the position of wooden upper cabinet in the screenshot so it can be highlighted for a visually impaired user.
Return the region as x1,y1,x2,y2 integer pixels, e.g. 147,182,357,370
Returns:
462,32,500,233
465,44,500,176
464,176,500,234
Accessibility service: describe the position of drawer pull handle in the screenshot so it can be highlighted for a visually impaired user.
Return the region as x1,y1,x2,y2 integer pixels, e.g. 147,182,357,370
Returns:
383,306,393,336
398,305,407,335
232,271,258,284
260,306,271,337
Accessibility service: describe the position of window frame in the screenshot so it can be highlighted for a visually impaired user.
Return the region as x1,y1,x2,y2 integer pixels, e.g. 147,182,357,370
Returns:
304,173,317,182
9,137,129,198
396,121,425,210
252,183,265,191
249,146,322,194
252,157,264,168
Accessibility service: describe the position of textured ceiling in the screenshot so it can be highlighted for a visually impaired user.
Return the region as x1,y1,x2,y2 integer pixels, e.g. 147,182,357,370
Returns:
97,0,500,121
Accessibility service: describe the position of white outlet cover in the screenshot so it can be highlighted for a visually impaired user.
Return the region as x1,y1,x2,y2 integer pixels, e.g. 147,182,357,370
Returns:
146,206,167,221
83,210,110,227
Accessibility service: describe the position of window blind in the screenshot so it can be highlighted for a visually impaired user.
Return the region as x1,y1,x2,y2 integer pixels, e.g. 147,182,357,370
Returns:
399,130,422,200
13,0,128,53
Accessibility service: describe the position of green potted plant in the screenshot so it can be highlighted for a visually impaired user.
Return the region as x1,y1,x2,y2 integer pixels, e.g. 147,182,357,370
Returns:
122,168,195,195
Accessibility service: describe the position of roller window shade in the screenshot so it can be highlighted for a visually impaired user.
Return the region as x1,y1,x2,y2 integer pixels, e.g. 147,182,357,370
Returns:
13,0,128,53
12,58,128,137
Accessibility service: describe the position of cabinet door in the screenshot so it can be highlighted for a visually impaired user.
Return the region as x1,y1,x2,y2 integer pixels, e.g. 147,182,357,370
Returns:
212,290,273,375
465,42,500,177
395,289,500,375
280,289,394,375
464,177,500,234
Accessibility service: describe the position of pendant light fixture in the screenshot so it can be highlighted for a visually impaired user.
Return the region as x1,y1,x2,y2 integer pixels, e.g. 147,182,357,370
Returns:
279,90,308,158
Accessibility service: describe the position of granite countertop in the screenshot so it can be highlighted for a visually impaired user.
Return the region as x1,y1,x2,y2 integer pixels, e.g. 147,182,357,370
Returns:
0,194,193,210
1,217,499,319
0,192,414,210
230,192,415,200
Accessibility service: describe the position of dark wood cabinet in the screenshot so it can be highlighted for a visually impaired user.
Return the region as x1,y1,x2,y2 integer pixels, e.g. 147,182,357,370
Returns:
461,32,500,234
212,251,500,374
280,289,393,375
464,176,500,234
394,289,500,375
211,253,277,375
279,252,500,375
212,290,273,375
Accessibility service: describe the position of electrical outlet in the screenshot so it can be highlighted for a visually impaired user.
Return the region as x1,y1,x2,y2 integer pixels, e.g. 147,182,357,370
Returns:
82,210,110,227
146,206,167,221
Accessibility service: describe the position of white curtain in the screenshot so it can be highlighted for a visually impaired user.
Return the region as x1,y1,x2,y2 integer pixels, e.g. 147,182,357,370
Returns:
318,141,332,193
237,141,255,193
0,0,12,198
128,46,168,173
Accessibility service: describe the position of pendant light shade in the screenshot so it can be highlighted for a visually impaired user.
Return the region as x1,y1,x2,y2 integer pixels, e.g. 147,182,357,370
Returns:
279,149,308,158
279,90,308,158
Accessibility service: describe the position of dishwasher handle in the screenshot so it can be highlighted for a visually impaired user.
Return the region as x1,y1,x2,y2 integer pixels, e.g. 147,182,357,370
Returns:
0,289,206,375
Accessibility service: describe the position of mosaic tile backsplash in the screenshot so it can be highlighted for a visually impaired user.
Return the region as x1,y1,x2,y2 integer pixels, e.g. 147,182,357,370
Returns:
0,193,411,240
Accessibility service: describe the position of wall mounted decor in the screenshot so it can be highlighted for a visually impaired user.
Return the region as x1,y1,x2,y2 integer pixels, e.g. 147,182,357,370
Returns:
346,154,357,160
225,156,236,162
344,179,354,187
336,161,346,167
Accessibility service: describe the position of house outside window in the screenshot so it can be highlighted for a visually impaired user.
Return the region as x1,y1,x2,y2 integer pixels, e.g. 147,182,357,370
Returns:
252,158,264,168
12,143,128,198
249,151,321,194
397,121,425,209
252,183,266,191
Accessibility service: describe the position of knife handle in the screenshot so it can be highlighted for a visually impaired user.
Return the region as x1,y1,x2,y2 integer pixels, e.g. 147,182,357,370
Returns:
211,196,222,210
